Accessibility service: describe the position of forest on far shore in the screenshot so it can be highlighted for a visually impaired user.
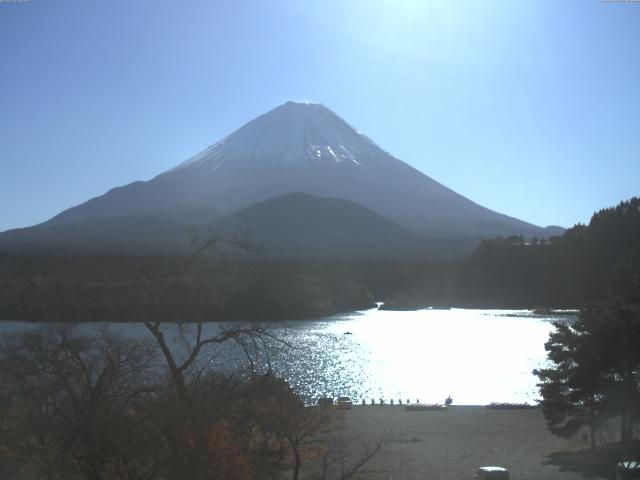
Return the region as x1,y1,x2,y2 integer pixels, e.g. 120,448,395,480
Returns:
451,197,640,308
0,197,638,322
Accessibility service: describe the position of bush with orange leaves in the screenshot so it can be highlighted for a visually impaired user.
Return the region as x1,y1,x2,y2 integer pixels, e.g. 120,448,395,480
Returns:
207,421,253,480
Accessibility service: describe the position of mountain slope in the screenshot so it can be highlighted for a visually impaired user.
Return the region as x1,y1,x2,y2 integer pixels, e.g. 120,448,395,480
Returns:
0,194,426,256
39,102,556,238
0,207,222,253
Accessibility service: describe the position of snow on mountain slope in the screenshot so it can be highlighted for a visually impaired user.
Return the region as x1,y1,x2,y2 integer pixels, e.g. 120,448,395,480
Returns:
170,102,384,171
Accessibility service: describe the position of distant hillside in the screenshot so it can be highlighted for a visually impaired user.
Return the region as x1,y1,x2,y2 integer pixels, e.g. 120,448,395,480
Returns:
212,192,420,256
0,192,482,257
0,207,222,254
450,197,640,308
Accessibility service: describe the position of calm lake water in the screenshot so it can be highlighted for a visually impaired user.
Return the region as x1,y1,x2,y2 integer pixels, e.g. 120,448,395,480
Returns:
0,307,575,405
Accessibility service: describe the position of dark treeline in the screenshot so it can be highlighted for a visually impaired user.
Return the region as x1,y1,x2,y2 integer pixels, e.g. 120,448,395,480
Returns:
450,197,640,308
2,197,639,321
0,250,454,322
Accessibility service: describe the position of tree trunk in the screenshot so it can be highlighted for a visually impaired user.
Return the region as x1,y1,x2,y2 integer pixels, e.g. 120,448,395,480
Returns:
291,440,301,480
621,410,630,447
144,322,189,402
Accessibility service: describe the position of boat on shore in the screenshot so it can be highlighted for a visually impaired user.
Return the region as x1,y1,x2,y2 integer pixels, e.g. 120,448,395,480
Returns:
486,402,535,410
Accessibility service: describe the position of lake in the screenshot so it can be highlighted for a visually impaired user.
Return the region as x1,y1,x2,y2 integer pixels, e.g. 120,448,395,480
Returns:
0,307,574,405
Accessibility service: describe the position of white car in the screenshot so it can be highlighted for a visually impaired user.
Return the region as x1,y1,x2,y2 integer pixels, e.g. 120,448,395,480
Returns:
336,396,353,410
616,461,640,479
474,466,510,480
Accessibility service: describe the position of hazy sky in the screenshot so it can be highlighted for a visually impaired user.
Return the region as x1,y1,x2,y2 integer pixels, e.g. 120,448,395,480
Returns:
1,0,639,232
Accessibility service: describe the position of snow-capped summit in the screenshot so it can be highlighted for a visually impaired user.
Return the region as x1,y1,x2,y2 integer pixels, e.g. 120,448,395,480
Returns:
170,101,390,173
35,101,552,240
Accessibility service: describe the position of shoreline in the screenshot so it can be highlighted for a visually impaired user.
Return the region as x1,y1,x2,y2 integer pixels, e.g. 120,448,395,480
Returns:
0,306,579,324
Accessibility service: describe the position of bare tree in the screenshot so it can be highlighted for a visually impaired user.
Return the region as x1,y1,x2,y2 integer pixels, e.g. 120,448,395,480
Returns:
0,326,158,480
312,431,392,480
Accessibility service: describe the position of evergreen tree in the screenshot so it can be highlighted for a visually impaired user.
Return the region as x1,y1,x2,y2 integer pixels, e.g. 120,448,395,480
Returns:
533,319,606,449
535,248,640,450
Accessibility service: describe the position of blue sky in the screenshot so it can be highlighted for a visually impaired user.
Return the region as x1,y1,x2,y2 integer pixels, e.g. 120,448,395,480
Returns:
1,0,639,232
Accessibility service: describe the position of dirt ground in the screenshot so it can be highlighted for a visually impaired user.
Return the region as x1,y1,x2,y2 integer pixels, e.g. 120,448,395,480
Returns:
338,406,611,480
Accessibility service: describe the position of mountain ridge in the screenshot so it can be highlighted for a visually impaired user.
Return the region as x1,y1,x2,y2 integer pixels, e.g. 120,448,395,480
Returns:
1,101,564,254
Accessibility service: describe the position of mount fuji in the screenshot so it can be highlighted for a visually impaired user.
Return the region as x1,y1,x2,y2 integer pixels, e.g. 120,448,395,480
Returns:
0,101,562,255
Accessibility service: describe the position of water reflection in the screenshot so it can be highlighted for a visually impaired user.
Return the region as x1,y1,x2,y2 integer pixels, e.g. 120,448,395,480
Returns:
269,308,566,405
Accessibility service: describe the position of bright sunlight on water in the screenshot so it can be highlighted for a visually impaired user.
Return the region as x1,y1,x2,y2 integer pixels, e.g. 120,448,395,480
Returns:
0,308,573,406
270,308,569,405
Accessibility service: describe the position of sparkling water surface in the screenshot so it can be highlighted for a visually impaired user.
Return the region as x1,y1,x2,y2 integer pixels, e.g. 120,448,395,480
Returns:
0,307,574,405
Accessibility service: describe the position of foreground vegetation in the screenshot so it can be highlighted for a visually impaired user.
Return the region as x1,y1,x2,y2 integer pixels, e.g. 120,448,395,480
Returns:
0,323,389,480
534,238,640,458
